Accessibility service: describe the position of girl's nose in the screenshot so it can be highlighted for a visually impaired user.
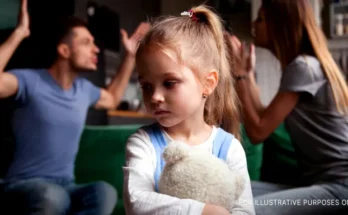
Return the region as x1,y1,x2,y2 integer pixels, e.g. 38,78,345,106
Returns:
151,89,165,104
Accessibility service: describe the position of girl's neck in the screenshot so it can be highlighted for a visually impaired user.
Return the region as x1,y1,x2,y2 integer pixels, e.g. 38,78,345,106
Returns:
163,118,213,146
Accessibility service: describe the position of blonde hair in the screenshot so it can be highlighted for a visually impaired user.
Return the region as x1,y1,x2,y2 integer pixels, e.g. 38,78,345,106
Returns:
137,5,241,137
262,0,348,114
303,2,348,114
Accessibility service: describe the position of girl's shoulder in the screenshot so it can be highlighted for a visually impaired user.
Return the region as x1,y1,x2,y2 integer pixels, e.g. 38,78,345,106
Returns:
126,123,167,151
126,126,152,148
214,127,244,154
225,137,247,166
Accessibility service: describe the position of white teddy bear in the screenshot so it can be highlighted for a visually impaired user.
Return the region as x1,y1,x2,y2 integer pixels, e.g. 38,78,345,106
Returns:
158,141,245,211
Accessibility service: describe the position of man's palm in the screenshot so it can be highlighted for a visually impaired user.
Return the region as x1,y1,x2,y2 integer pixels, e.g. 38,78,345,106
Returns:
121,22,151,56
17,0,30,38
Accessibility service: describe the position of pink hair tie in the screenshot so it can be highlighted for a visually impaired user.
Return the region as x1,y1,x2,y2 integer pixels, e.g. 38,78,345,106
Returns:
180,10,199,22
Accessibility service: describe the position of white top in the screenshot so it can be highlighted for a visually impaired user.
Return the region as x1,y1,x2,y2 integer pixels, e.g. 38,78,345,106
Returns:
123,126,255,215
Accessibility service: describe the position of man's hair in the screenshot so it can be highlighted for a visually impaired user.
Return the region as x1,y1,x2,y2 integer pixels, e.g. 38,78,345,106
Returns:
47,16,88,65
54,16,87,46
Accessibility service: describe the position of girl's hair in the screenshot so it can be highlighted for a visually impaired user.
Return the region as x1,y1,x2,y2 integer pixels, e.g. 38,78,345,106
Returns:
262,0,348,114
137,5,241,138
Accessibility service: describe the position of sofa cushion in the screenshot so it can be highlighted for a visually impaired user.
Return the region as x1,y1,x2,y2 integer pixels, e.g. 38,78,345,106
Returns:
74,124,142,215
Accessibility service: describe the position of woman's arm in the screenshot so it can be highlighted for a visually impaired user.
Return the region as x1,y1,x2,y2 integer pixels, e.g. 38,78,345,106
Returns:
246,72,265,115
237,78,299,143
225,32,264,115
229,35,299,144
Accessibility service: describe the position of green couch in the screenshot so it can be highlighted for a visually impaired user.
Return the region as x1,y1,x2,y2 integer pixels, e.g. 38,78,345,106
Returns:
75,124,143,215
75,123,297,214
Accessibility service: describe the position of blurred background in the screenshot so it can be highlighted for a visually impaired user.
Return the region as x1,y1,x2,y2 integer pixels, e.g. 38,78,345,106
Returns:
0,0,347,126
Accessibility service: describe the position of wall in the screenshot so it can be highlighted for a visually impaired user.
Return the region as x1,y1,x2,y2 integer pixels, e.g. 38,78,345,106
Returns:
161,0,202,15
252,0,323,24
75,0,159,54
0,0,19,30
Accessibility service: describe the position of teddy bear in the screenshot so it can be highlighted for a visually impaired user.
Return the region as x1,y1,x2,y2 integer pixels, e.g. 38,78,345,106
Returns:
158,141,245,211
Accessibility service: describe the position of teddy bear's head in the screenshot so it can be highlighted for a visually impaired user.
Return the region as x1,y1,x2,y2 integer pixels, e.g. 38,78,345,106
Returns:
158,141,245,211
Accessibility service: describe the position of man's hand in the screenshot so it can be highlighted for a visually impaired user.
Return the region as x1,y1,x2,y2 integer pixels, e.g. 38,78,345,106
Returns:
16,0,30,38
94,22,150,110
120,22,151,57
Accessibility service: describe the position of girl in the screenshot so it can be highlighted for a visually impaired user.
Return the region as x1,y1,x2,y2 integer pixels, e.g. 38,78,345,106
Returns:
123,5,255,215
229,0,348,214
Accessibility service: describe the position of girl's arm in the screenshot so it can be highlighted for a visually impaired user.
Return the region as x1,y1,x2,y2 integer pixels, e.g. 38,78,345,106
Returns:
123,129,206,215
227,138,256,215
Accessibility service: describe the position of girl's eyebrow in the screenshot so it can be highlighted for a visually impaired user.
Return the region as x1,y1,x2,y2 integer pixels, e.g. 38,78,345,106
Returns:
163,72,180,77
138,72,181,81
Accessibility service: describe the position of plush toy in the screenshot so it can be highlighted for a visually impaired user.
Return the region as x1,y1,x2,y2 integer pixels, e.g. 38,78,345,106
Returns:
158,141,245,211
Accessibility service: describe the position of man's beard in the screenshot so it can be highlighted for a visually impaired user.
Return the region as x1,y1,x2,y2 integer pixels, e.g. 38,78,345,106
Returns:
68,58,97,74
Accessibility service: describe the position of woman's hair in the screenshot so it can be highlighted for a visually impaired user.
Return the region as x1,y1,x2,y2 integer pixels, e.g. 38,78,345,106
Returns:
136,5,241,137
262,0,348,114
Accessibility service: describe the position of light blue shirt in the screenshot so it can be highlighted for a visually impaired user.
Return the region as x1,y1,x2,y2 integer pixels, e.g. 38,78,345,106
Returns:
5,68,100,182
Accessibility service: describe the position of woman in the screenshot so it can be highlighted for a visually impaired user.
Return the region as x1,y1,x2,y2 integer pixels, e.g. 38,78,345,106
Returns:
229,0,348,214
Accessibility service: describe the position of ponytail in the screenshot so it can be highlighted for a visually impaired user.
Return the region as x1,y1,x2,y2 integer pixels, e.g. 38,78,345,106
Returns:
190,6,241,138
137,5,241,138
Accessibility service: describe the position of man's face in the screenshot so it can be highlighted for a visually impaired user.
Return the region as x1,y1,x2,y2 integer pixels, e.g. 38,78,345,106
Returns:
67,27,100,71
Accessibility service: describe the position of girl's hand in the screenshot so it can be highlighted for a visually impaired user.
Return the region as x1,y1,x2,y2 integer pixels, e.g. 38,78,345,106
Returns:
202,204,230,215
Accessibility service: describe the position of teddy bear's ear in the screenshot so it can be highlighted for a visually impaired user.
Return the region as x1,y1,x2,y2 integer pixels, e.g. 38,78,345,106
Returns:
162,141,190,165
234,174,245,200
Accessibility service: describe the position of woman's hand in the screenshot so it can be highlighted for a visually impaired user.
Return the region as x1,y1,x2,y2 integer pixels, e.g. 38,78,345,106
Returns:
227,33,255,76
120,22,151,57
202,204,230,215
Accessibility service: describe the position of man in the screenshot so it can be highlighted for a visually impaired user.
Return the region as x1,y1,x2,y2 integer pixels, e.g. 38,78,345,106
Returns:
0,0,150,214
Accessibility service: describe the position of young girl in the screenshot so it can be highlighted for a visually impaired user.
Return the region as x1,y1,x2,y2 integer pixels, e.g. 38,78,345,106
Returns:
229,0,348,214
123,5,255,215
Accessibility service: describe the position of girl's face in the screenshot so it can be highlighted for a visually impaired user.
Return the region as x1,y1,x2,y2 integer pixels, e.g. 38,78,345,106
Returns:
253,7,269,48
137,48,206,128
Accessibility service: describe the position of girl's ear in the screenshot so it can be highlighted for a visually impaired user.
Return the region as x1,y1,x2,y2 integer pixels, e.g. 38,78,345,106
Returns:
57,43,71,59
203,70,219,96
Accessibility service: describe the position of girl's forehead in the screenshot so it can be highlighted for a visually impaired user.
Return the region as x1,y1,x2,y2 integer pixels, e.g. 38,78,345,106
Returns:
136,45,204,81
138,46,180,66
140,45,181,62
137,52,184,78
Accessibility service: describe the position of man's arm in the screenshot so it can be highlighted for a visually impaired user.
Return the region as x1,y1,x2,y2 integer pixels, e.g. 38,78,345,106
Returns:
0,0,30,99
95,22,150,110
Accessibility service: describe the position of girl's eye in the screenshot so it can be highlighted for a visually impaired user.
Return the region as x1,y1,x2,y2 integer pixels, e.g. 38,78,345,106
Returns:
163,81,177,89
141,83,152,91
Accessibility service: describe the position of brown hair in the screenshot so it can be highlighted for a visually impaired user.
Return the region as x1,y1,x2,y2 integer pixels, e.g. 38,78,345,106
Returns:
137,5,240,137
48,16,88,66
262,0,348,114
